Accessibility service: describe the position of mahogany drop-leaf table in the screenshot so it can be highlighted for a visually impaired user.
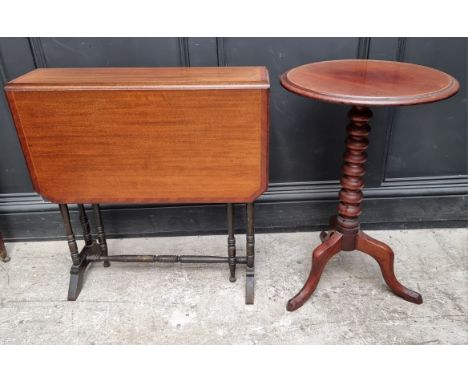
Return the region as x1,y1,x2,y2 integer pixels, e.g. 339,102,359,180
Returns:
5,67,270,304
281,59,459,311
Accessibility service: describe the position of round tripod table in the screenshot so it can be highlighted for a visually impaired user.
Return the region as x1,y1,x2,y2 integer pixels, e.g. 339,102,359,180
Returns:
280,59,459,312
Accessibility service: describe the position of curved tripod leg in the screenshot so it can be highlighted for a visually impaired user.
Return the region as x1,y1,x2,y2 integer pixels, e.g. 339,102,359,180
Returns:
287,232,343,311
356,231,422,304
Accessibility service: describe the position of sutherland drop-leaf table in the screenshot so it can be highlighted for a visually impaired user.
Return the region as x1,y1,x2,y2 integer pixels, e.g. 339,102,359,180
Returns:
5,67,270,304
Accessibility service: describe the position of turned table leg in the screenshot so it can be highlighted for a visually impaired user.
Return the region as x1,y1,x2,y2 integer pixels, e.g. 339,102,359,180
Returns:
78,204,93,246
227,203,237,282
93,204,110,268
59,204,89,301
287,106,422,311
287,231,343,312
245,203,255,304
0,233,10,262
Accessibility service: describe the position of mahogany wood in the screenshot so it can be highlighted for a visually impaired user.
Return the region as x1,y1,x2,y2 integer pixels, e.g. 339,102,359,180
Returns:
245,202,255,304
287,106,423,311
355,231,422,304
5,67,268,304
286,231,342,312
5,67,269,203
6,67,270,90
281,60,459,311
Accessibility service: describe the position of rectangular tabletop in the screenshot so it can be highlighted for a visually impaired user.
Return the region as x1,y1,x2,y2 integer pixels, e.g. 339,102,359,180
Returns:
5,67,269,204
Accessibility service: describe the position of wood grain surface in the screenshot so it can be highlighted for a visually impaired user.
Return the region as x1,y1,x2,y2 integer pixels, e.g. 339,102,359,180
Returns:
5,67,269,203
6,67,270,91
280,59,459,106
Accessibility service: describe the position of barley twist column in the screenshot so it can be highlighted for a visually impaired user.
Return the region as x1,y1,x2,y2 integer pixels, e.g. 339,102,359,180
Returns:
336,106,372,250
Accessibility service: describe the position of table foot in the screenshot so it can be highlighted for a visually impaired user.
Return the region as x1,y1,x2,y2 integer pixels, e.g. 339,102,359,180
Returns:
287,226,423,311
356,231,423,304
60,203,257,304
287,231,343,311
0,234,10,262
67,259,89,301
0,252,10,262
285,101,425,312
245,267,255,304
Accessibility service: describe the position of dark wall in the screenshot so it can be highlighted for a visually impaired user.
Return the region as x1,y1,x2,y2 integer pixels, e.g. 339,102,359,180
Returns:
0,37,467,240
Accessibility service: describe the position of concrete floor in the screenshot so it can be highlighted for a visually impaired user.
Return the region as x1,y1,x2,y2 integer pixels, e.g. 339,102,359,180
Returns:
0,228,466,344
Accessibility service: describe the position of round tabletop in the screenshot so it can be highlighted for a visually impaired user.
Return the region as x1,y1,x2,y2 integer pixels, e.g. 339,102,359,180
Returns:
280,59,459,106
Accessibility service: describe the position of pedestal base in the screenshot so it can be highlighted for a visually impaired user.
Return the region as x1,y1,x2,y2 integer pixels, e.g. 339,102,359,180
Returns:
286,216,423,312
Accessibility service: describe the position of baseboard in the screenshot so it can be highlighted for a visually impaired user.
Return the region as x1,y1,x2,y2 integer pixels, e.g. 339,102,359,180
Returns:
1,194,466,241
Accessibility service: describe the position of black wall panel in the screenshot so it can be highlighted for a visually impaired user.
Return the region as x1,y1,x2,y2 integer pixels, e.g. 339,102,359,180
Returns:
221,37,359,183
36,38,184,67
0,37,466,240
0,38,35,194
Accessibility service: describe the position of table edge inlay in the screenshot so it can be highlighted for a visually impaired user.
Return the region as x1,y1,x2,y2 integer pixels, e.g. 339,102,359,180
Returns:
280,59,460,106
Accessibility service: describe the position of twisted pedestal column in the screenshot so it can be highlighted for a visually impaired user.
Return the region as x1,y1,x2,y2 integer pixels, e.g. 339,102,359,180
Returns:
287,106,423,312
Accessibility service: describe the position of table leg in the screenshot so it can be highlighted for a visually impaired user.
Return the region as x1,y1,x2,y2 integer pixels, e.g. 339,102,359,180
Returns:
59,204,89,301
227,203,237,282
287,106,422,311
245,203,255,304
78,204,93,246
287,231,343,312
0,233,10,262
356,231,422,304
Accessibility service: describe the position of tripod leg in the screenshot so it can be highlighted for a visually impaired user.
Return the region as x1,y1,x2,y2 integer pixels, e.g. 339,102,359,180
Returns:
59,204,88,301
78,204,93,246
287,232,343,312
356,231,422,304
